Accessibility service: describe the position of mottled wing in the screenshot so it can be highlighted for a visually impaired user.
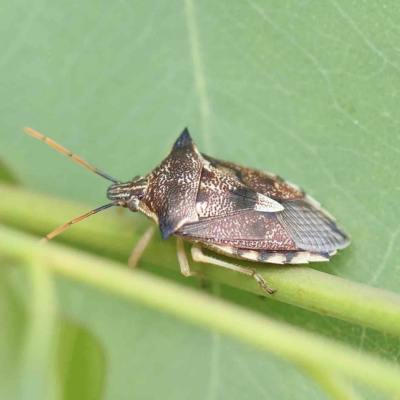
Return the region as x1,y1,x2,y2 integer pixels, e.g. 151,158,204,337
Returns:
202,155,304,200
176,210,297,251
201,155,349,255
176,200,349,255
196,163,283,218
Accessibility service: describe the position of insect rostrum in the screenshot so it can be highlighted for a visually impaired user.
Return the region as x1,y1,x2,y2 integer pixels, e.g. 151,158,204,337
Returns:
25,127,350,294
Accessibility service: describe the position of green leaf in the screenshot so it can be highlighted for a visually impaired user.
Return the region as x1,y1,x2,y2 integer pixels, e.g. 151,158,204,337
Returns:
0,158,18,184
1,1,400,399
0,265,105,400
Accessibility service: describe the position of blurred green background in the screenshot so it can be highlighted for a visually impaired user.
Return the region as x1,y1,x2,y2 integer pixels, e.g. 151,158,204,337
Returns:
1,1,400,399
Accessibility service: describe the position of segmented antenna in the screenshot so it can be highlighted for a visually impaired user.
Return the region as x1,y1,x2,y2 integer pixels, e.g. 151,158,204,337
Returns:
24,126,123,243
23,127,120,184
40,203,117,243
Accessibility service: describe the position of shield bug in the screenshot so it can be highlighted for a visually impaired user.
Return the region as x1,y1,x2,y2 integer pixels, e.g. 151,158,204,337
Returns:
24,127,350,294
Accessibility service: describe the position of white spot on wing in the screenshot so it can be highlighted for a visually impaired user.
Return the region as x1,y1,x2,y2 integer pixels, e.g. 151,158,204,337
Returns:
255,193,284,212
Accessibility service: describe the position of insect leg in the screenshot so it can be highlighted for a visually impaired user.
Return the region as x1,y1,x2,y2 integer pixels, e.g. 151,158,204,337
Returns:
191,244,276,294
176,237,198,277
128,226,155,268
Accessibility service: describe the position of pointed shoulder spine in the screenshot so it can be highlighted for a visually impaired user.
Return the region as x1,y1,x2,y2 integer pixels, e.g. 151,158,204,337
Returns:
173,128,193,150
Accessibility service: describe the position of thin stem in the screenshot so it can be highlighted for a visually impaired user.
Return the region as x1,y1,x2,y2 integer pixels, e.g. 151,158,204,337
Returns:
17,248,60,400
305,366,363,400
1,225,400,396
0,183,400,336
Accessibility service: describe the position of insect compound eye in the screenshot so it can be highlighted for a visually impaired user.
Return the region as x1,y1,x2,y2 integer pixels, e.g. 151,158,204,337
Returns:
128,198,140,212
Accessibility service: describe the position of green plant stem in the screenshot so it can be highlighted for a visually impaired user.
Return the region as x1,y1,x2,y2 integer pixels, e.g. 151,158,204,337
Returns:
1,225,400,396
17,248,60,400
1,183,400,336
305,366,363,400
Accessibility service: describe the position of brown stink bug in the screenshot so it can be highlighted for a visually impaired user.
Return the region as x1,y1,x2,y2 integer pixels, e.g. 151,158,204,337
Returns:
24,127,350,294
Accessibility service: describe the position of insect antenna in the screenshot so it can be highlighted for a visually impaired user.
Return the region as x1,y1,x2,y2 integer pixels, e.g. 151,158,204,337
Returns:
23,127,121,184
24,127,124,243
40,202,120,244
